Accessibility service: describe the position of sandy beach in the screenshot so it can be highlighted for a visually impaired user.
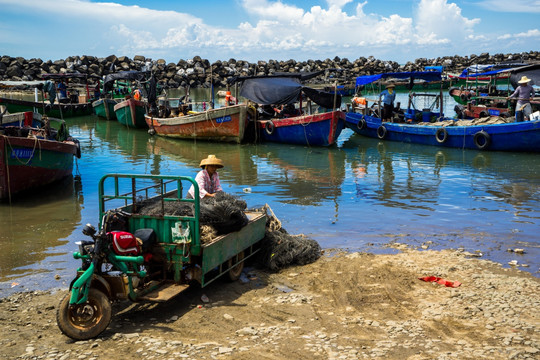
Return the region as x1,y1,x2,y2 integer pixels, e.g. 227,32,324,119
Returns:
0,245,539,360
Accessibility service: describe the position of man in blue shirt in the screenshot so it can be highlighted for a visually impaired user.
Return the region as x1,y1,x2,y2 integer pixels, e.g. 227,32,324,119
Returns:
380,83,396,122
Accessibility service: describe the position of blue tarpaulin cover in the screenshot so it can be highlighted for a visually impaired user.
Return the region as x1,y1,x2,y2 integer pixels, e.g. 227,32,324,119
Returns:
355,71,442,87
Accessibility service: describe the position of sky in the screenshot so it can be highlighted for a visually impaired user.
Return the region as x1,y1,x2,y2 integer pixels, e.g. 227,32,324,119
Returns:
0,0,539,65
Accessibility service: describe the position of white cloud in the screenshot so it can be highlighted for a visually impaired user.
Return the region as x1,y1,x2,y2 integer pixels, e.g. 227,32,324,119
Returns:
477,0,540,13
326,0,354,9
414,0,480,44
0,0,534,63
498,29,540,40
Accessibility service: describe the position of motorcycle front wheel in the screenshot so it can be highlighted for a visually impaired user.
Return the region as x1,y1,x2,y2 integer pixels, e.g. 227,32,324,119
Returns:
57,288,112,340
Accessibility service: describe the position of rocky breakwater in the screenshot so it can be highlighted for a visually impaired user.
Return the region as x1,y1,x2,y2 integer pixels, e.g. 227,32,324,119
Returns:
1,51,539,89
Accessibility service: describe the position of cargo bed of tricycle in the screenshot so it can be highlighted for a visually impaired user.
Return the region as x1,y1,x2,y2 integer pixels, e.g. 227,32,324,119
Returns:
98,174,267,297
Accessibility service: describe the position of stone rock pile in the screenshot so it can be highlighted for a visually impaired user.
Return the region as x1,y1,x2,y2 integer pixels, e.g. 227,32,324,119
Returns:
1,51,539,89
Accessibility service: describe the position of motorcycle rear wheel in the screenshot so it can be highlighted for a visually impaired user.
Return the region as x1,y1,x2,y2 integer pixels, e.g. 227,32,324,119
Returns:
57,288,112,340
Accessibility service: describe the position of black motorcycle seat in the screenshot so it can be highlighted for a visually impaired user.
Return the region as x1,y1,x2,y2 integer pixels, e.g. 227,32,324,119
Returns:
134,228,156,252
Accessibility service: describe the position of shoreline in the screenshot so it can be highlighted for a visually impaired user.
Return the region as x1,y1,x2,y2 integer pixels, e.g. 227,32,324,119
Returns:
1,246,539,359
1,238,538,300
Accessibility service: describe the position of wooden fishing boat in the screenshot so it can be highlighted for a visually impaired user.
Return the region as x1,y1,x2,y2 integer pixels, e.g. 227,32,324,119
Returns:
0,74,93,118
232,72,344,146
92,98,120,120
258,110,345,146
451,64,540,119
114,97,147,128
0,113,81,200
1,110,42,127
0,97,93,118
345,70,540,152
145,104,250,143
92,70,148,121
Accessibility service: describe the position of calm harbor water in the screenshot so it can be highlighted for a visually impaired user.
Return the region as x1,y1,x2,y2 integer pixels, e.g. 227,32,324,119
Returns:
1,89,539,298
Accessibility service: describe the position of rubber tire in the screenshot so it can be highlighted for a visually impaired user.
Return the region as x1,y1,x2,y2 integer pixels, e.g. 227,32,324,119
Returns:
265,120,275,135
435,128,448,143
57,288,112,340
377,125,387,139
357,118,366,130
227,251,245,282
473,130,491,150
454,104,464,119
479,111,488,118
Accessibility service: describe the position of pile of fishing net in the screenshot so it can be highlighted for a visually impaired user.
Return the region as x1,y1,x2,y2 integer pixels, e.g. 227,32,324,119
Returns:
137,192,248,235
257,205,322,271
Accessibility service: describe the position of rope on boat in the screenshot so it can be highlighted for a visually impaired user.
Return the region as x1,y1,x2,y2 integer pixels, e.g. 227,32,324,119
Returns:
4,133,41,165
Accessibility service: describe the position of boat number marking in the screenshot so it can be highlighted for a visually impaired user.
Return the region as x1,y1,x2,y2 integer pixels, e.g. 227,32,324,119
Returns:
215,115,232,124
11,149,34,159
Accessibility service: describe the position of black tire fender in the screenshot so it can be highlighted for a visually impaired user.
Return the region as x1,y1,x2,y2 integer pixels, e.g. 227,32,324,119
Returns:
377,125,387,139
435,128,448,143
473,130,491,150
357,117,366,130
265,120,275,135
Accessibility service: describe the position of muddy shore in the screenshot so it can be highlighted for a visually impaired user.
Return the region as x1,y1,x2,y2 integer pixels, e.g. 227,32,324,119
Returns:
1,246,539,360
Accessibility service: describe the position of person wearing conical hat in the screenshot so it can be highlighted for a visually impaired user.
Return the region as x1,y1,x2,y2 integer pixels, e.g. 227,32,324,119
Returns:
187,155,224,199
380,83,396,122
508,76,536,121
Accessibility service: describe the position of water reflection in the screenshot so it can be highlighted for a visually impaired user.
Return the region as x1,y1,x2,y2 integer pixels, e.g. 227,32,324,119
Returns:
254,144,346,206
0,176,83,278
343,135,540,213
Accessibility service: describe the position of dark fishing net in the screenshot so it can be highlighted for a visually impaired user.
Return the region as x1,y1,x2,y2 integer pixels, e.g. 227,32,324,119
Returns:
257,205,322,271
199,192,248,234
136,191,248,235
136,198,194,217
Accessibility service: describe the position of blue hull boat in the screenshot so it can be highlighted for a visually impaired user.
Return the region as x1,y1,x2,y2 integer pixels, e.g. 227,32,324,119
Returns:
345,112,540,152
346,68,540,152
259,110,345,146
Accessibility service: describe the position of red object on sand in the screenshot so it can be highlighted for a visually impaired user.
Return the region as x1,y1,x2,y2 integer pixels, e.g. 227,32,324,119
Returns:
419,276,462,288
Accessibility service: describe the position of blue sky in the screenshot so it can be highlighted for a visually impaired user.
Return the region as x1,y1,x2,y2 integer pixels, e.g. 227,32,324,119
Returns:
1,0,538,64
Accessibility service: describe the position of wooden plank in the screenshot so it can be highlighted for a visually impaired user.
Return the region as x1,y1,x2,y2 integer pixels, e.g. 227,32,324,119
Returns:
138,282,189,302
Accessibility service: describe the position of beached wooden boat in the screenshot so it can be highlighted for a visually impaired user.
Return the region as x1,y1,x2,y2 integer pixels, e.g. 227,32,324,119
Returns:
345,70,540,152
145,104,249,143
258,110,345,146
114,97,147,128
0,113,81,200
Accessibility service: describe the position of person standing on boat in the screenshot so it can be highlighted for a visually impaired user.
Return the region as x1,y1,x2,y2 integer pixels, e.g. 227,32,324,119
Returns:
187,155,224,199
57,81,68,103
380,83,396,122
509,76,535,121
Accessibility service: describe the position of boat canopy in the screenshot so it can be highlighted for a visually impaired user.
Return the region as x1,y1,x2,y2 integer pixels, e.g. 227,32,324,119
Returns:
234,72,340,109
103,71,148,92
509,64,540,89
40,73,91,80
458,63,528,78
355,71,442,87
0,80,46,87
